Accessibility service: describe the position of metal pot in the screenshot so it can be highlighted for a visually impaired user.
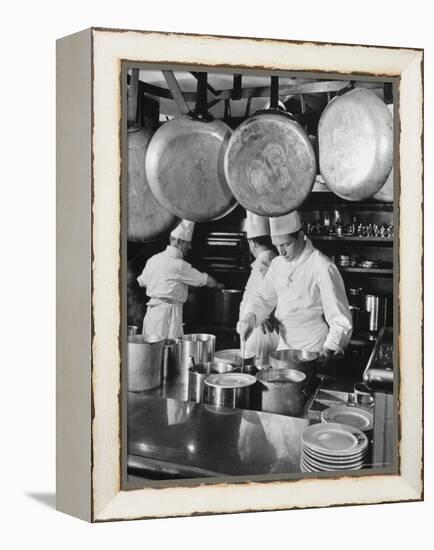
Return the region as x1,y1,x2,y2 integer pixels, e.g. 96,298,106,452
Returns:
204,372,257,409
256,367,307,417
269,349,318,395
188,362,238,403
127,334,165,391
207,288,242,324
214,348,256,370
162,339,177,381
224,76,316,216
176,334,216,385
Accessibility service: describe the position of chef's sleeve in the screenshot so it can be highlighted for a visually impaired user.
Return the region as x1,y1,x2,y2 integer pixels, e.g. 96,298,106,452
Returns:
239,266,261,319
176,260,208,287
136,268,147,287
242,264,278,326
319,263,353,353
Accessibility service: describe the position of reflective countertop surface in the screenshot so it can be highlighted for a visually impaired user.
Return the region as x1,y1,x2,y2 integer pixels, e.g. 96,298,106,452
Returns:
128,393,309,478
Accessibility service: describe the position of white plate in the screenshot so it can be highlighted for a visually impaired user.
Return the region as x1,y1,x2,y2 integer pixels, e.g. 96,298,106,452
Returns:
302,422,368,456
303,445,367,464
302,452,365,471
322,406,373,431
303,442,367,462
300,459,316,473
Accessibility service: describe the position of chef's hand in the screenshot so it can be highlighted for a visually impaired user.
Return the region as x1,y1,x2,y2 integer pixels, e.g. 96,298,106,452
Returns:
207,275,224,289
318,347,336,366
237,314,256,342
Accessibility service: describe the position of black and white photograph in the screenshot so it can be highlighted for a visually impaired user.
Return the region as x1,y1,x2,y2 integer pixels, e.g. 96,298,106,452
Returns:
125,67,396,484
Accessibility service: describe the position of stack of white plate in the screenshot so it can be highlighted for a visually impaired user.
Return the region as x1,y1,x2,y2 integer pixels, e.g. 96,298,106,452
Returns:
301,422,369,473
321,405,374,433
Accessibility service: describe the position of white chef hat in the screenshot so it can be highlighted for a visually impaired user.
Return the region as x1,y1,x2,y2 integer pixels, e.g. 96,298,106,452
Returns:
170,220,195,241
269,211,302,236
245,211,270,239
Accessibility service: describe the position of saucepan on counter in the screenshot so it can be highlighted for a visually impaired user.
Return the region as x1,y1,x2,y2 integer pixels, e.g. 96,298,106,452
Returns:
204,372,257,409
188,362,239,403
256,367,308,417
269,349,318,394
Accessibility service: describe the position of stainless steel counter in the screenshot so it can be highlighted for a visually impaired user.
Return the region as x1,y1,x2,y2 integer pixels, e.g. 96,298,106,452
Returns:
128,393,308,479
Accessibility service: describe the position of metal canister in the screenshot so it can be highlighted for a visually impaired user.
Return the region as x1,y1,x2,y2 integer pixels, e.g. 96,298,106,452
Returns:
162,339,177,382
364,294,386,332
176,334,216,385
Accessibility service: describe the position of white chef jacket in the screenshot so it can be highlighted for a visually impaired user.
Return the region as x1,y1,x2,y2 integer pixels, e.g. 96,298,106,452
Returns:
137,245,208,338
243,238,352,353
239,250,279,365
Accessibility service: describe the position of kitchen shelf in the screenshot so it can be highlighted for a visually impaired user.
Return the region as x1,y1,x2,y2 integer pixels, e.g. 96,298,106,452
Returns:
300,192,393,211
338,267,393,276
309,235,393,244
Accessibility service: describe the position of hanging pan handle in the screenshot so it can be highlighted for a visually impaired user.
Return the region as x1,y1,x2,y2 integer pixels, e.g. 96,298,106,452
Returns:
127,68,140,127
189,72,213,122
336,80,356,97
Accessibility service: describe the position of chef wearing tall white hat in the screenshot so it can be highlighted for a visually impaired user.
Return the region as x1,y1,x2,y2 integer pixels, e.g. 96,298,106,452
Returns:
239,212,279,365
237,211,352,364
137,220,223,339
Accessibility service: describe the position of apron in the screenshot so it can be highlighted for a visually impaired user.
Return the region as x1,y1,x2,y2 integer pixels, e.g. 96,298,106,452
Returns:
142,298,183,339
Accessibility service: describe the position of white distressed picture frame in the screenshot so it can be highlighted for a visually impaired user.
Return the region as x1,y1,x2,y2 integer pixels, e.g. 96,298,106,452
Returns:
56,28,423,522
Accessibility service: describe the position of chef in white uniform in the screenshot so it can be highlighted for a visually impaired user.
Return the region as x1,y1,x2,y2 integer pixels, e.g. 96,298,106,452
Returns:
239,212,279,365
237,211,352,365
137,220,223,339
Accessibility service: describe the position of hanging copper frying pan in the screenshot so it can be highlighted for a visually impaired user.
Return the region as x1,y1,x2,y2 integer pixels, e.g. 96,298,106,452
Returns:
223,76,317,217
145,72,237,222
318,87,393,201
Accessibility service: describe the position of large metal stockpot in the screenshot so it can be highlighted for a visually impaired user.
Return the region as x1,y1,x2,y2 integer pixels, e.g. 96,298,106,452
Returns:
204,373,257,409
188,362,238,403
176,334,216,385
127,335,165,391
207,288,242,324
269,349,318,394
256,367,307,417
